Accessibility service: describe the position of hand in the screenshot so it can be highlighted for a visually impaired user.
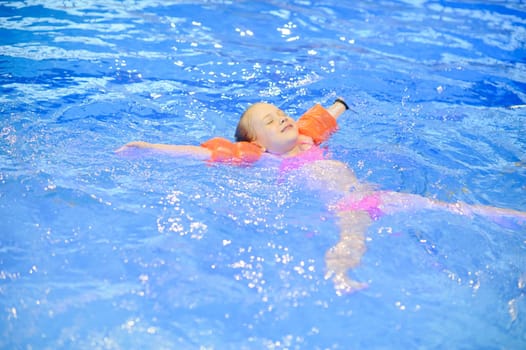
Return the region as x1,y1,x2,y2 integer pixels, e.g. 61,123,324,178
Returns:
115,141,149,153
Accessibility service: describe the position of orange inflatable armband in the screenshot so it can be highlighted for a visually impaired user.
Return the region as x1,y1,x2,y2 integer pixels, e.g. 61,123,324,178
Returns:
297,104,338,144
201,137,262,164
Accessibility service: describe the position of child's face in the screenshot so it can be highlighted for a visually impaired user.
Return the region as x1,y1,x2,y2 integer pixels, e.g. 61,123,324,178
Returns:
248,103,299,155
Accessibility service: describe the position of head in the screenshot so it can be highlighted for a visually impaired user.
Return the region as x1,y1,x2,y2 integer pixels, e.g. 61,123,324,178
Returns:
235,103,299,155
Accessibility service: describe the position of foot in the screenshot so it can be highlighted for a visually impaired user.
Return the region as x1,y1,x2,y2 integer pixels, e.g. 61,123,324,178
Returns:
325,271,368,296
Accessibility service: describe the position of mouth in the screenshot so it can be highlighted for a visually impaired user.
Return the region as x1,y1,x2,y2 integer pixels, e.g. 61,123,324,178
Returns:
281,124,293,133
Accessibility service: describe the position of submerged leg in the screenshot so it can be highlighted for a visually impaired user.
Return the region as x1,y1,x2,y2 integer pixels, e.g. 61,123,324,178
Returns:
325,210,371,295
378,191,526,225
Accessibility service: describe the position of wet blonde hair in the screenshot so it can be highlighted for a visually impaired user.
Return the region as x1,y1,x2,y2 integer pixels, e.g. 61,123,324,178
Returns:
234,104,260,142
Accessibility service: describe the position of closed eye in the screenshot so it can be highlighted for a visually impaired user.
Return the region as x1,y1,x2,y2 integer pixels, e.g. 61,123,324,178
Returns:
263,114,274,125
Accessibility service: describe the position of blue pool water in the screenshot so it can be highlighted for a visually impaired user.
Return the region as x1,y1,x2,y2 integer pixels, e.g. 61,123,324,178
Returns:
1,0,526,348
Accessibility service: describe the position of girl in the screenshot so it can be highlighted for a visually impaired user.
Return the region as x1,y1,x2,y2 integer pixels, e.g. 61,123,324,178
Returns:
117,99,526,295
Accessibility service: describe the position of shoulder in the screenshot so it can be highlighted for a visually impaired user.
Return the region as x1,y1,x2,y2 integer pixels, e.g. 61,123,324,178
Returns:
297,134,314,149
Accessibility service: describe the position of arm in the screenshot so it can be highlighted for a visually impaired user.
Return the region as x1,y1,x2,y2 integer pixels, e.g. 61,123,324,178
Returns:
297,100,345,145
115,141,211,160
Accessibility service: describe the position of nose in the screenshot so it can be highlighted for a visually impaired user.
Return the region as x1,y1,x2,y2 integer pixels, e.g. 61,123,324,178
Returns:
280,118,286,124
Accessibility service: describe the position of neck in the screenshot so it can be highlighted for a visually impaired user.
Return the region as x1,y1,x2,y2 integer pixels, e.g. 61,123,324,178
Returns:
280,142,312,158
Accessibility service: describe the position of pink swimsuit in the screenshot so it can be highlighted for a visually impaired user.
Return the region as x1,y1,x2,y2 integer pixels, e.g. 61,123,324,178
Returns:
335,193,384,220
278,144,326,173
279,146,383,220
